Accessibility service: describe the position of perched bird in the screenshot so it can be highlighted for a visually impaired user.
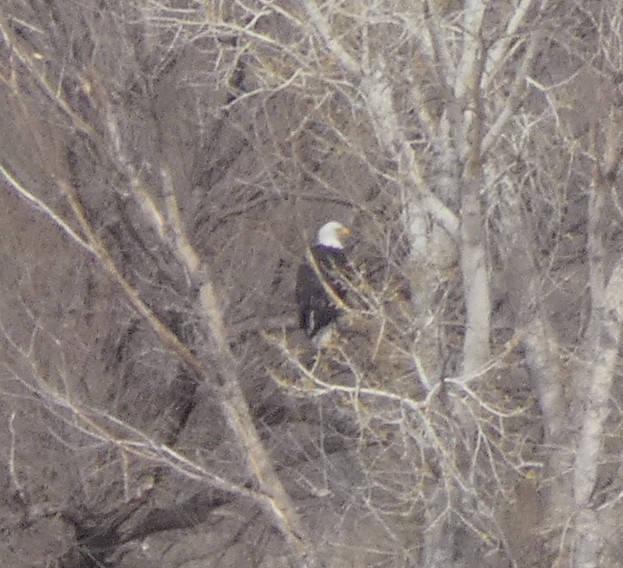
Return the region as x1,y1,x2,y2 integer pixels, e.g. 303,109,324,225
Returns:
295,221,351,339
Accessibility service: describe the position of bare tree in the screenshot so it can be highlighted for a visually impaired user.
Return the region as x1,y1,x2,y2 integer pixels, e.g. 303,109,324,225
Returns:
4,0,623,567
0,2,324,566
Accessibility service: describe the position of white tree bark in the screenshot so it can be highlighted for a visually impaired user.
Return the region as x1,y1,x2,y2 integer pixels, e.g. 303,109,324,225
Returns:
573,261,623,567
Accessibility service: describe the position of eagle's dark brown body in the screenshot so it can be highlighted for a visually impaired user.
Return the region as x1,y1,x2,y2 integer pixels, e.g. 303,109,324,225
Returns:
295,244,348,337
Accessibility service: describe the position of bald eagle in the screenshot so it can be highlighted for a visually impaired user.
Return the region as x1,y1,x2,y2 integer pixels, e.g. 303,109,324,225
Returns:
295,221,351,338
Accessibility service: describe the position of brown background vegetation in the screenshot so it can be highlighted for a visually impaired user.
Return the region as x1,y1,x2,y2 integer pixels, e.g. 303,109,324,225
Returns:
2,1,623,567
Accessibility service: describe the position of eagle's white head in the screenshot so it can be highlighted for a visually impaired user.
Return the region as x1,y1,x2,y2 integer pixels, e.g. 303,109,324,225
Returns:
316,221,351,250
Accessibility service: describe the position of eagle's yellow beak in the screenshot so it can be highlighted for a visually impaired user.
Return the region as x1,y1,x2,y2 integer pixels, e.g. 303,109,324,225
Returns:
339,226,352,239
